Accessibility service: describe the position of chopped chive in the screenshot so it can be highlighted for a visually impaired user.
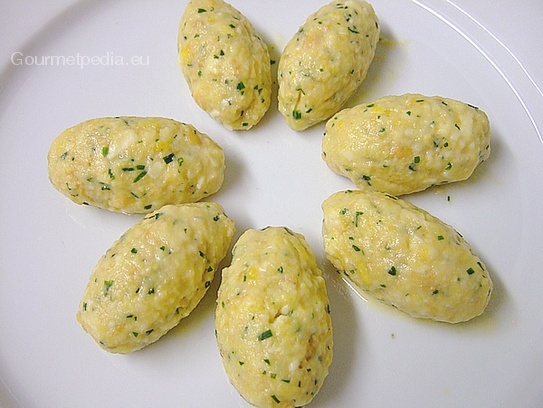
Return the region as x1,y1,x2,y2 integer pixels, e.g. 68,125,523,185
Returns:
163,153,175,164
293,110,302,120
133,171,147,183
388,266,397,276
467,267,475,275
355,211,364,227
258,329,273,341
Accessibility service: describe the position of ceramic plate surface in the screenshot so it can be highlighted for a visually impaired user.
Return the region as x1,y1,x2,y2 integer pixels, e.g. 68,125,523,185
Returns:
1,1,543,407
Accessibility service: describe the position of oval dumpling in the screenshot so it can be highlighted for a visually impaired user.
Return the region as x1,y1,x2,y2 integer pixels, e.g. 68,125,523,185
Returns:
278,0,380,131
77,202,235,353
322,190,492,323
47,117,225,213
178,0,272,130
322,93,491,195
216,227,333,407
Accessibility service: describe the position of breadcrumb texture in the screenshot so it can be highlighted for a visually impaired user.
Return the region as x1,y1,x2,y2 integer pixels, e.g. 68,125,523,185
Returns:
322,93,491,195
77,202,235,353
178,0,272,130
216,227,333,407
47,116,225,213
278,0,379,131
322,190,492,323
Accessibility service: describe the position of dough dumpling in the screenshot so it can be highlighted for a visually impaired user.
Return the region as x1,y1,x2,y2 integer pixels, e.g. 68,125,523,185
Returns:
322,94,491,195
77,202,235,353
178,0,272,130
216,227,333,407
278,0,379,131
322,190,492,323
48,117,225,213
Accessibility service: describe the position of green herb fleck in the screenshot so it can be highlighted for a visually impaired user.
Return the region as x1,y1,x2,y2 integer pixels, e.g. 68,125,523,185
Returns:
355,211,364,227
271,395,280,404
197,8,206,13
163,153,175,164
467,267,475,275
133,170,147,183
258,329,273,341
293,110,302,120
104,280,114,295
388,266,397,276
101,146,109,157
437,235,444,241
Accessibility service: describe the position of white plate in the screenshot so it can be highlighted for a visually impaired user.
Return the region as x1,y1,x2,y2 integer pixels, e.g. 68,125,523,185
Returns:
1,1,543,406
